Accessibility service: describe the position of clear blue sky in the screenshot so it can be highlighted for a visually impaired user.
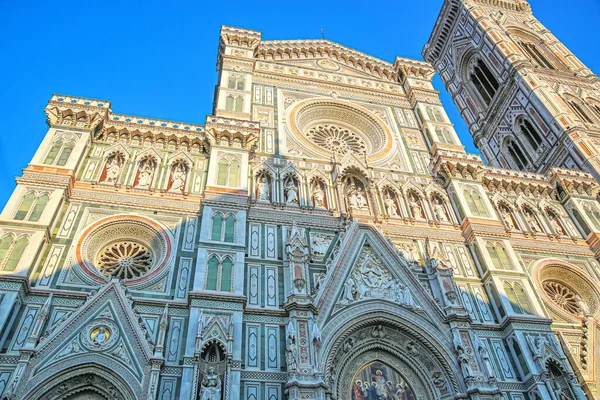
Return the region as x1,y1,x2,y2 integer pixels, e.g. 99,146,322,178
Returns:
0,0,598,206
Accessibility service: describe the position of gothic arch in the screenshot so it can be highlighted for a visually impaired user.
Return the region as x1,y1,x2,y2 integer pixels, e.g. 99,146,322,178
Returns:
320,304,461,400
501,135,530,170
20,364,136,400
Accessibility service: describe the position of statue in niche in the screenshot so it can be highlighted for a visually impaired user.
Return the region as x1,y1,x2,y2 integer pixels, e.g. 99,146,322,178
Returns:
384,192,399,217
409,193,424,219
347,181,368,210
102,153,124,184
473,333,495,380
524,208,543,233
257,176,270,201
355,187,368,209
548,212,566,235
284,179,298,204
499,204,516,230
348,184,359,209
135,158,156,188
168,162,188,193
313,183,326,208
432,196,449,222
200,367,221,400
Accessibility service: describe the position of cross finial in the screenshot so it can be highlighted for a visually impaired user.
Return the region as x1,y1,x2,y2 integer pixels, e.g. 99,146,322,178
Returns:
320,28,325,39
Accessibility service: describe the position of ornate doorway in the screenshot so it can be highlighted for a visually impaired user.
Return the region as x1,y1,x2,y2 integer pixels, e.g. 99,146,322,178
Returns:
34,373,128,400
351,361,417,400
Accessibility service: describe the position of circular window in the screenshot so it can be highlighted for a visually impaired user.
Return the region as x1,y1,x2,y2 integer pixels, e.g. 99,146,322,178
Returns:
306,124,367,155
288,99,392,160
536,264,599,318
77,215,172,283
97,240,154,279
542,280,581,315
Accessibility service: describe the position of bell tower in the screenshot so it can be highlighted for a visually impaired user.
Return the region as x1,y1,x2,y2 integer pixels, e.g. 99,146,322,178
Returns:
423,0,600,180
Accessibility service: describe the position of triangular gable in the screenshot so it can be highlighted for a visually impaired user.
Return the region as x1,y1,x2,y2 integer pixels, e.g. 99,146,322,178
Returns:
256,39,398,82
21,281,153,398
315,224,444,326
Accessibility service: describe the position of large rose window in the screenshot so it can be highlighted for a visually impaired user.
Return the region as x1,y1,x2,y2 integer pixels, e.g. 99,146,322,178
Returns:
76,215,172,283
288,99,392,160
306,124,367,155
536,264,599,319
97,241,154,279
542,280,581,315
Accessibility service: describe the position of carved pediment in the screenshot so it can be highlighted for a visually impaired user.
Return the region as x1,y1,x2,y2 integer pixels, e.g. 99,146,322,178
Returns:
315,224,444,326
17,281,154,399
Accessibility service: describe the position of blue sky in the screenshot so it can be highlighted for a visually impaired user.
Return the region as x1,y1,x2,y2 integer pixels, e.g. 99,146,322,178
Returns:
0,0,598,206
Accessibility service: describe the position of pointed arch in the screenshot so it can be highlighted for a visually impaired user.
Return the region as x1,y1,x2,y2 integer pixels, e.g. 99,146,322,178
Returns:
2,235,29,272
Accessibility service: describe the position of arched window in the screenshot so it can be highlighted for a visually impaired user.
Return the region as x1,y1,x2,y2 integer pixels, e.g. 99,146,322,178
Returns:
464,189,488,217
211,213,223,241
513,283,533,314
505,138,528,170
486,242,512,270
470,59,499,106
504,282,533,314
224,215,235,243
206,256,219,291
14,192,49,222
566,99,594,124
0,235,29,271
433,108,444,122
211,213,236,243
584,206,600,231
519,119,543,150
227,75,244,90
426,107,435,121
228,162,239,187
234,97,243,112
205,255,234,292
519,41,556,69
220,257,233,291
225,95,234,111
44,140,63,164
216,158,240,187
433,127,453,144
43,138,75,166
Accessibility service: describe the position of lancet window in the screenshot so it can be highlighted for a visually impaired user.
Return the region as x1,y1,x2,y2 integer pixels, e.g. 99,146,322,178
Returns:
518,119,543,151
225,95,243,112
227,75,245,90
505,138,528,170
566,99,594,124
216,156,240,187
464,188,488,217
518,41,556,70
0,234,29,272
44,136,75,166
206,255,233,291
469,59,499,106
486,242,513,270
211,212,236,243
503,281,533,315
14,191,49,222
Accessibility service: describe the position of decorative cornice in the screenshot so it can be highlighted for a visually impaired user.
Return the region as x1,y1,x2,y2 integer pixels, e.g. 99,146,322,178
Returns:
220,25,262,49
256,38,411,83
431,149,485,184
204,115,260,150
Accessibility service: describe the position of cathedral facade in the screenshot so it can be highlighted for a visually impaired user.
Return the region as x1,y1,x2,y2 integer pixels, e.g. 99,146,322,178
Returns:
0,1,599,399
